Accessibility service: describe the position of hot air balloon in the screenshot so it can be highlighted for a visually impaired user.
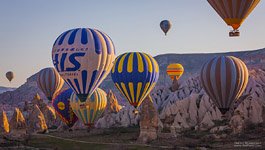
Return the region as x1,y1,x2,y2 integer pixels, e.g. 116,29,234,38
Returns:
167,63,184,92
70,88,107,128
6,71,14,82
111,52,159,111
167,63,184,81
52,28,115,102
160,20,171,35
37,67,64,101
53,88,78,128
200,56,248,115
207,0,260,37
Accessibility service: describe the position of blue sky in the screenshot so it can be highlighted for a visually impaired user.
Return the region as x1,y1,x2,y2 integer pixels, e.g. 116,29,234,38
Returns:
0,0,264,87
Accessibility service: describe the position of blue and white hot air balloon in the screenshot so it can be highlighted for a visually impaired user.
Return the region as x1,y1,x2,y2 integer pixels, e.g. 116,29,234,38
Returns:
52,28,116,102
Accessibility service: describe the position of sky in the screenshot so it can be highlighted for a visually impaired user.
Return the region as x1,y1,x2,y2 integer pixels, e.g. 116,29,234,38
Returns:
0,0,264,87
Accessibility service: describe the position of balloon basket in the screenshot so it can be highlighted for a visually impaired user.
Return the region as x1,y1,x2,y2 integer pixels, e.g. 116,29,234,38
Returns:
133,109,139,115
86,124,94,132
79,103,88,109
229,30,240,37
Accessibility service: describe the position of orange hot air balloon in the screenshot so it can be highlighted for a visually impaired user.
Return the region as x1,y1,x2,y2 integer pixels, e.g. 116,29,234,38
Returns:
207,0,260,37
167,63,184,81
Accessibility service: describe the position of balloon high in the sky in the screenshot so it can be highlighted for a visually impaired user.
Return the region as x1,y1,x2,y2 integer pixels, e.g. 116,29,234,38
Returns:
207,0,260,37
200,56,249,115
160,20,172,35
70,88,107,127
6,71,14,82
37,67,64,101
167,63,184,81
111,52,159,109
52,28,115,102
53,88,78,128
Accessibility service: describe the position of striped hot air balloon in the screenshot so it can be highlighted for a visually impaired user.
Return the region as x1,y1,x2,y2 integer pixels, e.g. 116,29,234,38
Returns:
53,88,78,128
70,88,107,127
200,56,249,115
167,63,184,81
207,0,260,36
52,28,115,102
111,52,159,109
37,67,64,101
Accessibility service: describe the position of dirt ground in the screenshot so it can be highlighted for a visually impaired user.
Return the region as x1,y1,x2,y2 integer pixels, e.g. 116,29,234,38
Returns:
1,125,265,150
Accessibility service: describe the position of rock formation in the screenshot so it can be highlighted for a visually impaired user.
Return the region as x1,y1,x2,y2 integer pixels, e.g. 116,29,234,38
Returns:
8,108,27,139
0,111,9,135
71,120,86,130
0,73,48,106
96,105,139,128
27,105,48,134
41,105,56,128
170,79,179,92
96,90,140,128
262,106,265,127
56,121,71,131
229,110,245,134
138,95,159,143
106,90,122,113
30,94,57,128
94,69,265,134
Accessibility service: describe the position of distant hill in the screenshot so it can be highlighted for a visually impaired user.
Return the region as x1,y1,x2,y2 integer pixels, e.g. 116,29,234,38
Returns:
100,48,265,89
0,86,16,94
1,48,265,106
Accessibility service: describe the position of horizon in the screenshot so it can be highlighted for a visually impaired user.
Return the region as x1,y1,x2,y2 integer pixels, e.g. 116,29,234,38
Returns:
2,47,265,89
0,0,264,87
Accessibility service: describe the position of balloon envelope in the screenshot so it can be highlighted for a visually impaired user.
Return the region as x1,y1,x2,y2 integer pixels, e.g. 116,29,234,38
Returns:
52,28,115,102
160,20,171,35
200,56,248,114
37,67,64,101
6,71,14,82
70,88,107,127
207,0,260,30
53,88,78,128
111,52,159,108
167,63,184,81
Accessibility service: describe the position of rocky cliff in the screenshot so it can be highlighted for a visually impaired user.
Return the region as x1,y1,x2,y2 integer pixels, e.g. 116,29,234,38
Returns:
97,68,265,133
0,48,265,133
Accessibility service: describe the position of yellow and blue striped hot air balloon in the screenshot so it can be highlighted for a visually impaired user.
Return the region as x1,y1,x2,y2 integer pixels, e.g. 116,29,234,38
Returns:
166,63,184,81
70,88,107,127
111,52,159,109
52,28,115,102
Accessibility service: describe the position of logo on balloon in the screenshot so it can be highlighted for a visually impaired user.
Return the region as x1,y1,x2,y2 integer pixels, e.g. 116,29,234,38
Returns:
57,102,65,110
53,52,85,72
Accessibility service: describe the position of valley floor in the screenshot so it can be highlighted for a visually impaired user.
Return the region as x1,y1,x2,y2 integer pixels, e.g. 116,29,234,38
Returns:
1,125,265,150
